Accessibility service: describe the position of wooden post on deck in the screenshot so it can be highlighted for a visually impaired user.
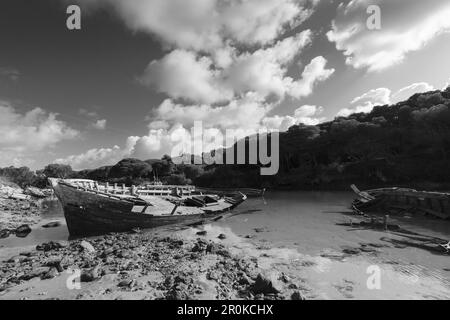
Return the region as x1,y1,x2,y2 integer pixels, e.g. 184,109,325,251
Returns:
131,185,137,196
122,184,126,195
105,182,109,194
114,183,118,194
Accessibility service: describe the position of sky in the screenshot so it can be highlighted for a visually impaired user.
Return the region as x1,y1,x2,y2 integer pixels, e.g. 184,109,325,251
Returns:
1,0,450,170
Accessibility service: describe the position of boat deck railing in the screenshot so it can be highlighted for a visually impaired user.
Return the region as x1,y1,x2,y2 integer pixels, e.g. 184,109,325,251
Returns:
69,180,196,196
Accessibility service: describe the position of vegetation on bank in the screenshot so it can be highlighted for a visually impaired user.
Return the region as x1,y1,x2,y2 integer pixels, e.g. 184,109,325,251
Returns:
1,88,450,191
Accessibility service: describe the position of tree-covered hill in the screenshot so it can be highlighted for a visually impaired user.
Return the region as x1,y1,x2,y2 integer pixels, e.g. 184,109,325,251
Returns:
2,88,450,191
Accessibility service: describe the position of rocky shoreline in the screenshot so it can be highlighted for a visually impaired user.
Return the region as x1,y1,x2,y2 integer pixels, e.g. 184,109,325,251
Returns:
0,197,42,238
0,229,308,300
0,186,310,301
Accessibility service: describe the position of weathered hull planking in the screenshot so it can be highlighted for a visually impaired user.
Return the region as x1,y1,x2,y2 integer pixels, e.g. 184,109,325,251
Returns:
50,179,246,236
351,185,450,219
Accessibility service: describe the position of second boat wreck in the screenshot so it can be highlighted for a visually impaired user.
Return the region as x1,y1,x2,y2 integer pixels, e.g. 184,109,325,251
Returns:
351,184,450,220
49,179,247,237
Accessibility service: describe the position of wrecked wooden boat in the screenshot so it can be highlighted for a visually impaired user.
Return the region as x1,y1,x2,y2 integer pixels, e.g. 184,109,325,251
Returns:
351,184,450,219
49,179,247,236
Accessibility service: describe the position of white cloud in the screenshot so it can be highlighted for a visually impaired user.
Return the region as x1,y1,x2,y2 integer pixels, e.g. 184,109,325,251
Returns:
0,102,78,152
140,49,233,104
327,0,450,72
56,136,138,170
391,82,435,103
263,104,325,131
55,126,192,170
287,56,335,98
224,31,314,100
337,82,435,117
338,88,391,117
0,102,79,167
93,119,107,130
77,0,317,51
139,32,334,104
149,93,271,131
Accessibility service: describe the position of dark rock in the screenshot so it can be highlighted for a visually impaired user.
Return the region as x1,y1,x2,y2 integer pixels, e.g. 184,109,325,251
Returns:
238,273,252,285
288,283,298,289
42,221,61,228
7,255,27,263
15,224,32,237
36,241,64,252
20,267,50,280
342,247,361,255
0,229,10,239
41,267,59,280
100,248,114,258
191,239,208,252
117,279,133,288
217,249,231,258
164,276,174,288
291,291,306,300
217,234,227,240
45,258,64,272
196,231,207,236
279,273,290,283
80,265,102,282
206,243,220,254
166,284,190,300
250,273,282,295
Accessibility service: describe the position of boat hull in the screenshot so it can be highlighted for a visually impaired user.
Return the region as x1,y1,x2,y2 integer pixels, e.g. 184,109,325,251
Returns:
351,185,450,219
51,180,246,236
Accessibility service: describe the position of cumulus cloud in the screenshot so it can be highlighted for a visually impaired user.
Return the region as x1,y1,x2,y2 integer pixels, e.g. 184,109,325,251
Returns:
0,102,79,152
139,32,334,104
140,49,233,104
56,136,138,170
337,82,435,117
76,0,317,52
327,0,450,72
0,102,79,167
287,56,335,99
56,126,193,170
149,94,271,131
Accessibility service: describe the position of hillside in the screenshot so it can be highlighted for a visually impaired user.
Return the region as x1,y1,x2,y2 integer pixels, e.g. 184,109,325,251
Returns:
195,87,450,190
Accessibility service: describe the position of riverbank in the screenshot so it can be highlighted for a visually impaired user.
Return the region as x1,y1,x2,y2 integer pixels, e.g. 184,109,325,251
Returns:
0,228,311,300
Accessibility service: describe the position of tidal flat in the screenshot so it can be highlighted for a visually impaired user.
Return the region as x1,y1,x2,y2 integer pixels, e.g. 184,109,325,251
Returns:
1,192,449,300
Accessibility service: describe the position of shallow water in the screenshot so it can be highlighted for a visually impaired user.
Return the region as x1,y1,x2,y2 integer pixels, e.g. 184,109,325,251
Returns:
1,191,449,299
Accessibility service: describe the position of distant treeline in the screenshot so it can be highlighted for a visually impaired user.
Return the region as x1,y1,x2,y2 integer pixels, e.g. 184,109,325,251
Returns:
2,88,450,191
0,156,205,188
